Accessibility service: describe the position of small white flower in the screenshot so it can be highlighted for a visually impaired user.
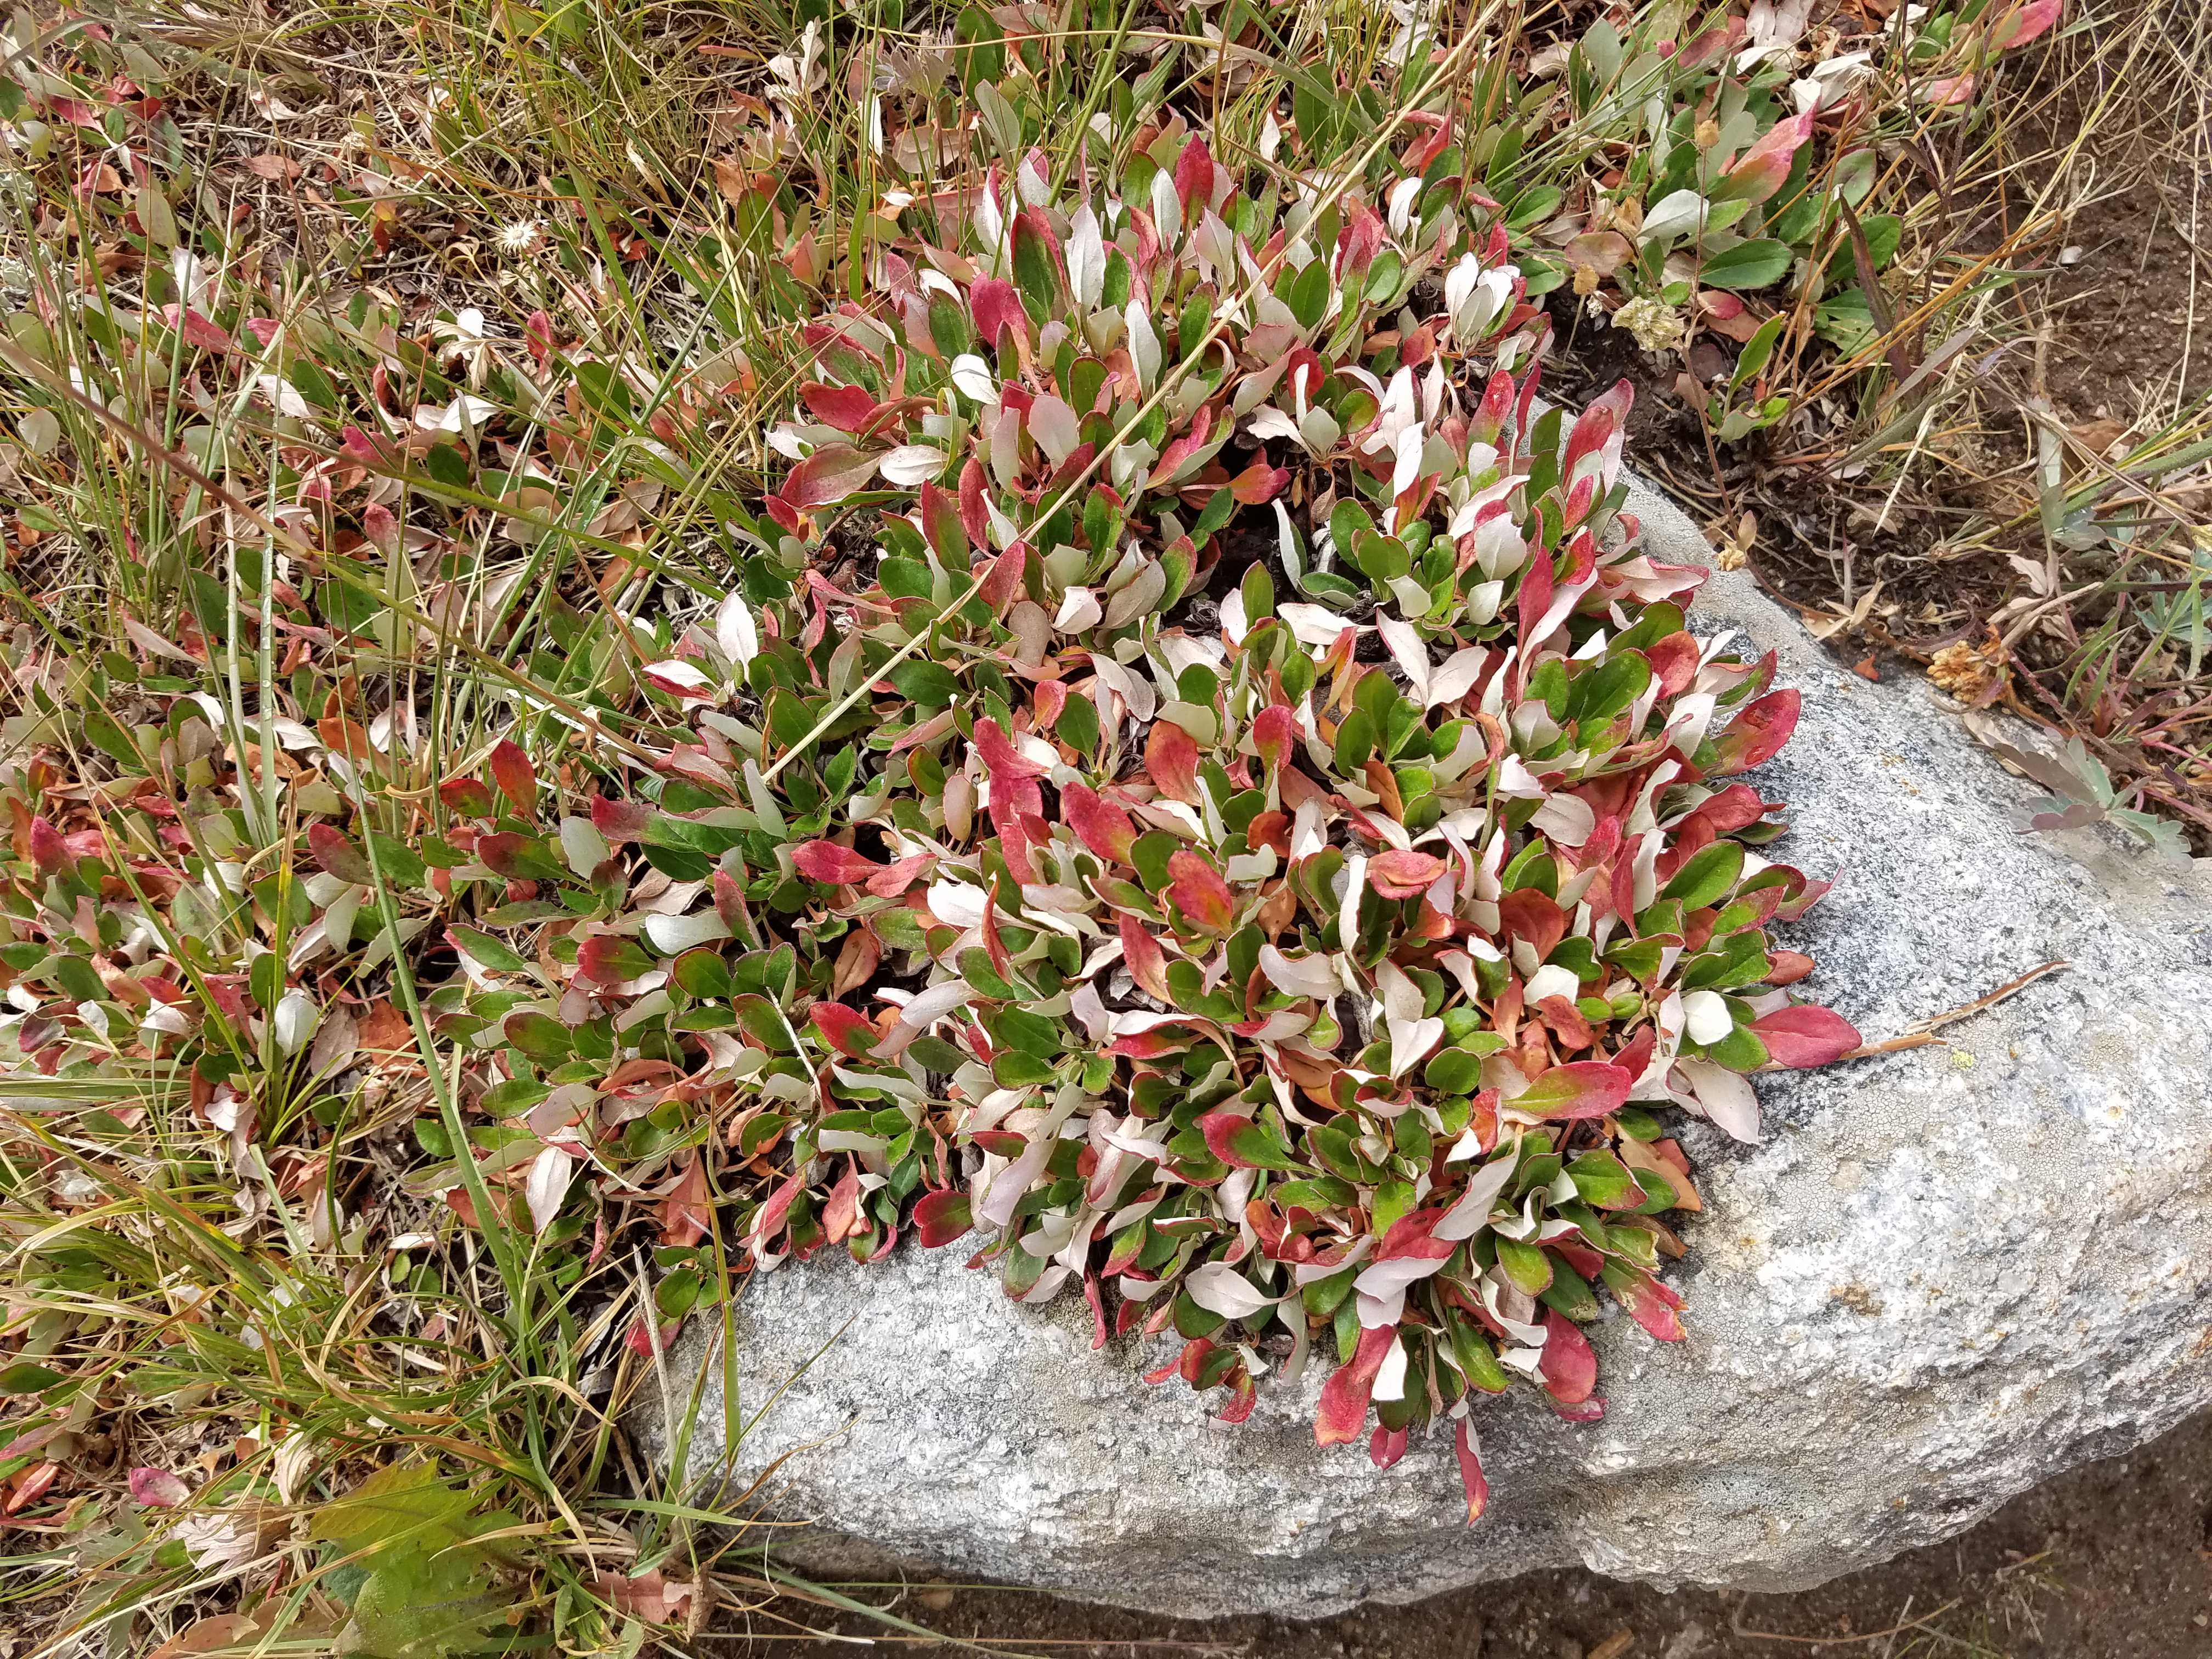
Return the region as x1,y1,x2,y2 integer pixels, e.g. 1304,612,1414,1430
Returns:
496,219,543,255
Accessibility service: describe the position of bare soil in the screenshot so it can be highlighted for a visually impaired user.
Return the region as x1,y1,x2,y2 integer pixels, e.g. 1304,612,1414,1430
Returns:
718,1402,2212,1656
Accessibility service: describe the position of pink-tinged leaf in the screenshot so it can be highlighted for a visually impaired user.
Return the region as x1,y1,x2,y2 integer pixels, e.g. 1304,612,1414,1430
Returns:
578,934,655,984
866,852,934,898
809,1001,879,1058
1119,914,1171,1001
1251,705,1297,771
1516,541,1556,650
1989,0,2062,51
978,540,1030,607
1750,1003,1861,1067
1497,888,1568,960
1198,1111,1299,1171
1548,1393,1607,1424
958,456,991,547
29,817,73,873
1366,849,1446,900
1229,461,1290,505
1724,112,1814,205
1709,689,1802,774
783,443,881,510
1539,1310,1598,1403
489,738,537,815
590,795,653,844
1146,720,1201,804
1173,136,1215,221
800,382,879,432
1084,1274,1110,1351
1514,1061,1632,1121
129,1466,190,1508
1454,1418,1491,1524
916,1189,974,1248
1642,631,1702,698
970,276,1024,354
792,839,884,885
439,776,496,817
973,717,1047,780
919,479,968,565
1562,398,1618,477
1314,1323,1397,1446
1369,1424,1409,1469
306,823,375,884
1063,782,1138,864
168,306,233,354
1218,1370,1259,1425
1166,850,1235,933
1109,1028,1194,1059
1604,1265,1685,1341
748,1172,804,1251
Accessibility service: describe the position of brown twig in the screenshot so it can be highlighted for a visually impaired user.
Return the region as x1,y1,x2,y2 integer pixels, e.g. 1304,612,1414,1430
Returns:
1731,1592,1966,1647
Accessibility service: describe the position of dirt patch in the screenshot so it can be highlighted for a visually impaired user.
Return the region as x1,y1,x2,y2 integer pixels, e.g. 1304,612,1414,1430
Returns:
718,1403,2212,1655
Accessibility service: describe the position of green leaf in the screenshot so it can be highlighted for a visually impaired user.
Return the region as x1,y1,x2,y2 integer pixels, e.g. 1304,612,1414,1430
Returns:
449,927,529,973
1661,841,1745,909
346,1544,504,1659
311,1464,476,1555
0,1363,64,1393
80,707,142,767
1422,1048,1485,1094
889,659,961,707
1699,239,1794,291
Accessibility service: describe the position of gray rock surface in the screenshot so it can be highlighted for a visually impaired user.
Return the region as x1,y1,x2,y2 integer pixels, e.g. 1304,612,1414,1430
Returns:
639,477,2212,1620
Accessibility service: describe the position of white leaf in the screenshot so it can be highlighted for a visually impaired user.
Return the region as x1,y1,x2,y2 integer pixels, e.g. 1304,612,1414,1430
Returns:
1127,304,1161,391
1279,602,1359,648
924,880,988,930
1676,1056,1762,1142
1433,1151,1521,1240
1258,944,1344,1000
715,593,759,666
1053,585,1104,631
1068,204,1105,308
949,353,999,403
1371,1333,1409,1402
1424,647,1488,709
1376,612,1431,700
1524,963,1581,1006
1028,395,1079,466
878,977,974,1057
272,992,319,1056
1681,989,1735,1046
1245,404,1303,444
524,1145,574,1235
1184,1262,1279,1321
879,444,948,486
1527,792,1597,848
560,815,610,879
645,910,732,953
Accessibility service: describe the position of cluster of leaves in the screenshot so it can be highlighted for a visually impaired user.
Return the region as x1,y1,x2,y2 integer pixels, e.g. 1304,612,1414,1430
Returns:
639,132,1856,1504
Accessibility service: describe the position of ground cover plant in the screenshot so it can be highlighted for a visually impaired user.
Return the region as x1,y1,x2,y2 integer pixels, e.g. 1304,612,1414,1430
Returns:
0,0,2155,1653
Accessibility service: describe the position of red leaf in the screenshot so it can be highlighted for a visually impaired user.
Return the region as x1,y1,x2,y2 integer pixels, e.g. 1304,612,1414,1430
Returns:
919,479,968,565
1539,1310,1598,1403
1172,135,1215,221
1605,1266,1685,1341
29,817,73,873
1367,849,1446,900
1497,888,1568,960
800,383,879,433
973,717,1047,779
578,934,654,983
1229,461,1290,505
1119,914,1171,1001
438,777,496,817
809,1001,879,1058
128,1466,189,1507
1251,706,1296,771
1989,0,2062,50
307,822,375,883
1724,112,1814,204
1146,720,1201,804
590,796,653,843
1166,850,1235,932
489,738,537,815
1454,1418,1491,1524
958,457,990,547
1750,1003,1861,1067
866,852,934,897
1198,1111,1297,1171
1369,1424,1409,1469
978,540,1029,607
970,278,1024,355
1062,782,1138,864
792,839,884,884
1083,1274,1110,1350
913,1187,973,1248
1514,1061,1632,1120
1314,1323,1396,1446
1709,689,1801,774
783,443,881,510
